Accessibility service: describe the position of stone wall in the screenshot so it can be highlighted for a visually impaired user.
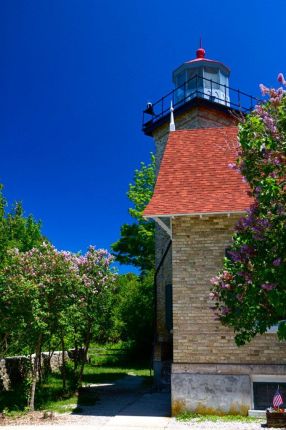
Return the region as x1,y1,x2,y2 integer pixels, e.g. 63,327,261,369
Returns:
0,351,69,391
171,215,286,414
172,373,251,416
0,356,30,391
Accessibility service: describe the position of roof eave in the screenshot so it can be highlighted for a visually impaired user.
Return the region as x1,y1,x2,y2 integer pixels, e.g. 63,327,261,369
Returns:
143,210,247,219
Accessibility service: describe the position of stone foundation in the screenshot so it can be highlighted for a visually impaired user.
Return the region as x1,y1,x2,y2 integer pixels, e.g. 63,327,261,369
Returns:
171,372,251,416
171,363,286,416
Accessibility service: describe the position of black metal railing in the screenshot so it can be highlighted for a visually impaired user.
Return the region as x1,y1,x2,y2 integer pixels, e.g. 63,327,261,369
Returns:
142,75,258,132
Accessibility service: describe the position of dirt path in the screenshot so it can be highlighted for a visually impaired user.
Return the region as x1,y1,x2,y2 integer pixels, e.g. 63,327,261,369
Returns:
1,376,271,429
2,375,172,428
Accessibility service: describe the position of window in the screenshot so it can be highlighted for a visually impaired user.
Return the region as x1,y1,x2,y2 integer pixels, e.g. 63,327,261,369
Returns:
253,382,286,410
176,72,186,88
204,67,220,89
186,69,202,92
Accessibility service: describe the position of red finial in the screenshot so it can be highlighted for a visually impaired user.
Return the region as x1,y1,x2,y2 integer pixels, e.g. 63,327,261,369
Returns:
196,36,205,58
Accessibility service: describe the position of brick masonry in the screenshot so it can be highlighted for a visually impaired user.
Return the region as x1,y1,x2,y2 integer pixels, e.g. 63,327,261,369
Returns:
172,215,286,365
151,103,286,413
171,215,286,414
153,104,237,373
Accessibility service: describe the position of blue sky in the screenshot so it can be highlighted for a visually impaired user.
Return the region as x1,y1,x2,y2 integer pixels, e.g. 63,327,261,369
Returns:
0,0,285,272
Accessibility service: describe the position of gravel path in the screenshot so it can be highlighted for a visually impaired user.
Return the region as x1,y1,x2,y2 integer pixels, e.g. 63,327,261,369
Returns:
1,375,283,429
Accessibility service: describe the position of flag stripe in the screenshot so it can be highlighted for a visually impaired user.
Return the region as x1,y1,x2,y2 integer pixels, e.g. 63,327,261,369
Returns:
273,389,283,408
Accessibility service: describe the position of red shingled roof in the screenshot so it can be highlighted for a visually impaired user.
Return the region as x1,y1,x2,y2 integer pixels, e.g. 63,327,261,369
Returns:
144,127,253,217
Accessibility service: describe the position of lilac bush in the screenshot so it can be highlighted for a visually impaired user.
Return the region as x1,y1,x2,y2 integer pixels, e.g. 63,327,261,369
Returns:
210,76,286,345
0,242,116,409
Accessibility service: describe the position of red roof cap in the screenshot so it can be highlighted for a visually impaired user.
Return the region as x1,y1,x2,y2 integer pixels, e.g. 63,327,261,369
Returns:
196,47,206,59
183,45,230,72
143,127,253,217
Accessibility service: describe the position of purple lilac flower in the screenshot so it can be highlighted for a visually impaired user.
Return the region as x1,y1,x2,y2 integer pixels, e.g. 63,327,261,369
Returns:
255,104,278,134
259,84,269,96
227,250,242,263
209,292,218,300
220,282,231,290
210,276,220,286
273,258,282,267
240,244,255,256
238,271,252,283
278,73,286,85
221,306,231,316
261,282,276,291
273,157,281,166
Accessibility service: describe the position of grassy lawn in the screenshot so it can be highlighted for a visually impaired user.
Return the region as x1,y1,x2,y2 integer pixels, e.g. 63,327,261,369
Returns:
83,364,151,383
0,342,152,416
177,411,263,423
43,362,152,414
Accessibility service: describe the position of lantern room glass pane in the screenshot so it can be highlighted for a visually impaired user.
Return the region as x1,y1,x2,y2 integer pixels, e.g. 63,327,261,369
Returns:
204,67,220,89
176,72,186,88
186,69,202,92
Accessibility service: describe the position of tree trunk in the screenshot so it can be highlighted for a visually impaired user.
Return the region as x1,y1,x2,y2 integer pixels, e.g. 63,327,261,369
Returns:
37,344,42,384
61,334,66,391
77,332,91,387
73,326,79,371
29,336,42,411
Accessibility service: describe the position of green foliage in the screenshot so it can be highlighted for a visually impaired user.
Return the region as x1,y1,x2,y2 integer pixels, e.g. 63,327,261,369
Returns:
0,185,43,267
176,411,261,422
111,272,154,356
0,371,77,415
0,243,78,357
0,351,152,416
112,223,154,271
0,242,116,409
112,154,155,272
210,81,286,345
127,155,156,220
111,154,156,354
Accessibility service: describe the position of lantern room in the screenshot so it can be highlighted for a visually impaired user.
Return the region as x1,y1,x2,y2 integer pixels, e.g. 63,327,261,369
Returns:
172,45,230,106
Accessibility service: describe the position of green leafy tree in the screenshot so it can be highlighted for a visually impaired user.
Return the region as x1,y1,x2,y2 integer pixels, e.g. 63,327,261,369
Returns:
0,243,80,409
0,243,116,409
0,185,43,266
112,271,154,356
111,154,156,354
70,247,116,385
210,77,286,345
112,154,155,272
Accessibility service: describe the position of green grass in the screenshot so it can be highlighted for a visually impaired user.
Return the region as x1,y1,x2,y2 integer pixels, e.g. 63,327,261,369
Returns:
0,342,153,416
0,388,29,415
177,411,263,423
40,395,78,414
82,363,152,385
82,341,152,385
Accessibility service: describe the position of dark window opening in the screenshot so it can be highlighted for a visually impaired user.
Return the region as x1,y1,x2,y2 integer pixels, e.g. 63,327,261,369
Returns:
253,382,286,410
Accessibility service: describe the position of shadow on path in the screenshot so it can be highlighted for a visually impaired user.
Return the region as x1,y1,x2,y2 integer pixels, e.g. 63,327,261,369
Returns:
74,374,171,418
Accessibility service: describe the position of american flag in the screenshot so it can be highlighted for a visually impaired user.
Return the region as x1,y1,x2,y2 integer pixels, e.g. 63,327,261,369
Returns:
273,388,283,408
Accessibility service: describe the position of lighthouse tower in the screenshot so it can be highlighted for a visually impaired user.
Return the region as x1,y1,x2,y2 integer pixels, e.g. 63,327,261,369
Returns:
143,46,286,415
142,44,251,173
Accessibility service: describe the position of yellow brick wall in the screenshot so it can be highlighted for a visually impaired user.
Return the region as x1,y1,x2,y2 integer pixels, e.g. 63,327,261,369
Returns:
153,105,236,346
172,215,286,364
